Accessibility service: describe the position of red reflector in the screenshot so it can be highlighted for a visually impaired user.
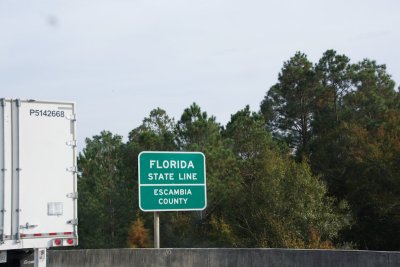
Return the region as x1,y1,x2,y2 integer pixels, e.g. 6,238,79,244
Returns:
20,234,26,238
64,232,73,235
67,239,74,245
54,239,62,246
33,233,42,237
49,233,57,236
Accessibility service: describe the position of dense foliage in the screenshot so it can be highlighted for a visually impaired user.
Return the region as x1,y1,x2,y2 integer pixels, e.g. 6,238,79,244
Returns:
78,50,399,250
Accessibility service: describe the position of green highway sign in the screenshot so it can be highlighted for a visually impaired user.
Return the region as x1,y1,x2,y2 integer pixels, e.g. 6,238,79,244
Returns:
138,151,207,212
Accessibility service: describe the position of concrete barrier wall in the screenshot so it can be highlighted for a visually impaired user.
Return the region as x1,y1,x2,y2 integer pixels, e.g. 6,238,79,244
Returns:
48,248,400,267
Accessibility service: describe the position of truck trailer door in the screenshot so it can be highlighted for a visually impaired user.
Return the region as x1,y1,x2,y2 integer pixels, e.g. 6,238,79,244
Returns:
0,99,12,242
12,100,77,241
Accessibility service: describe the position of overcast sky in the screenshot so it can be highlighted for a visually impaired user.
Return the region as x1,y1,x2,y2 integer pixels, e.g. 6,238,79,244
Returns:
1,0,399,150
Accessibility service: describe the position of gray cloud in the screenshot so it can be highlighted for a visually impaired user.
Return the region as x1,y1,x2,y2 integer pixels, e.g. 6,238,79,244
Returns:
0,0,399,150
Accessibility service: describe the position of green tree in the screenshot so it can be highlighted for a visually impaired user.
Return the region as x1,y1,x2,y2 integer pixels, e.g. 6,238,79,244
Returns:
310,50,352,196
262,51,400,250
314,49,351,125
176,103,221,151
128,107,177,151
165,103,242,247
261,52,318,158
345,59,398,127
332,60,400,250
223,107,350,248
309,54,400,250
338,111,400,249
78,131,134,248
125,108,178,247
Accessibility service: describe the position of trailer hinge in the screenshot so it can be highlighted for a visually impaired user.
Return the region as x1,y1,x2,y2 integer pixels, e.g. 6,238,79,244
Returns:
66,192,78,199
66,166,78,173
67,219,78,226
66,140,77,147
16,168,22,171
16,99,21,107
66,114,76,121
20,223,38,230
0,99,5,107
15,234,21,242
1,168,6,172
0,209,6,213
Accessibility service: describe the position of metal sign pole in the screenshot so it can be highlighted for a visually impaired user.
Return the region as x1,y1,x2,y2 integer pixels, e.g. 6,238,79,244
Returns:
154,212,160,248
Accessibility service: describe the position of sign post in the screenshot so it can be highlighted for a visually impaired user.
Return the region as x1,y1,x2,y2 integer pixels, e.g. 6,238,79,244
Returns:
138,151,207,247
154,212,160,248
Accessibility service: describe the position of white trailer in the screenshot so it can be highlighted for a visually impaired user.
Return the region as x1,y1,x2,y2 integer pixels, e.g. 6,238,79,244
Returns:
0,99,78,267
